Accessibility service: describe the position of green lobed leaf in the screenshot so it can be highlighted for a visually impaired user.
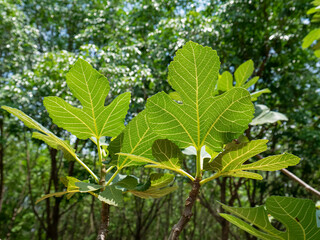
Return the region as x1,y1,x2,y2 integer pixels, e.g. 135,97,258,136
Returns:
44,58,131,140
207,140,300,179
220,196,320,240
98,186,123,207
234,60,254,87
146,42,254,152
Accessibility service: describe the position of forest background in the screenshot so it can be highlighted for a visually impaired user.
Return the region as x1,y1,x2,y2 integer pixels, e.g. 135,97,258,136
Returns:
0,0,319,239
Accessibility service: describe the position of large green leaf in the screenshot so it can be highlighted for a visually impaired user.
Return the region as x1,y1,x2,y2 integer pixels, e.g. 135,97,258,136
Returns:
207,140,300,180
220,196,320,240
44,58,131,140
109,110,159,169
129,173,177,199
146,41,254,152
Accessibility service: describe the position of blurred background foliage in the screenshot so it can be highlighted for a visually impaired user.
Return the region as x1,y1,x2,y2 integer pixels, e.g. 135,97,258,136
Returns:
0,0,319,239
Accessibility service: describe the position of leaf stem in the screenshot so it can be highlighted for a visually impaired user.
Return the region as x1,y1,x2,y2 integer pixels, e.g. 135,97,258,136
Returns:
96,138,103,165
195,147,202,179
74,155,99,183
105,168,120,186
105,166,115,175
200,173,220,185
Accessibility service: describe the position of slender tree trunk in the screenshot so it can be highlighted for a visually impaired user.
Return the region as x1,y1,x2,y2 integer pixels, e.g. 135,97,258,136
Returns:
46,148,61,240
97,202,111,240
168,179,201,240
97,164,110,240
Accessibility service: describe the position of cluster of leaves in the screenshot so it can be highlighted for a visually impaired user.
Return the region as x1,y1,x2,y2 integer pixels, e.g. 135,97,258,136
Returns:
3,41,318,240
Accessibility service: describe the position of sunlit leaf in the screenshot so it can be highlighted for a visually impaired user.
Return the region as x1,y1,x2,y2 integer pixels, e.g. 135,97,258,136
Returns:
44,58,131,140
146,41,254,152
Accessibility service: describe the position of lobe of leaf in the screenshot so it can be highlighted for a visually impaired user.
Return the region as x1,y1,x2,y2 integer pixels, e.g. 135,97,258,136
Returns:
220,196,320,239
43,58,131,140
146,41,254,152
207,140,300,179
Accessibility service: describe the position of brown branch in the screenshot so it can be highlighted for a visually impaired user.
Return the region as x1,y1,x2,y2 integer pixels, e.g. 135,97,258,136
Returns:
280,168,320,199
97,164,110,240
96,202,110,240
168,179,201,240
255,154,320,199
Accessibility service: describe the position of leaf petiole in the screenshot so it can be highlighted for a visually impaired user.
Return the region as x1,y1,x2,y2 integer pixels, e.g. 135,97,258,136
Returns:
199,173,220,185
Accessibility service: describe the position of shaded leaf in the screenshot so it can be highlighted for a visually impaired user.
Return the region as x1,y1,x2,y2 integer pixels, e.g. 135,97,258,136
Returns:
207,140,300,179
129,173,177,199
220,196,320,240
98,186,123,207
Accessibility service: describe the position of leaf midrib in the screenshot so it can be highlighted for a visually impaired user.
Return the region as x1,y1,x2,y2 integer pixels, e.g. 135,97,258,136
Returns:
80,61,99,138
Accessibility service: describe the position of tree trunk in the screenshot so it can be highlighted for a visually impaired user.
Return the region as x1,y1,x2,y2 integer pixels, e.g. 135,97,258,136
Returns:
168,179,201,240
96,202,110,240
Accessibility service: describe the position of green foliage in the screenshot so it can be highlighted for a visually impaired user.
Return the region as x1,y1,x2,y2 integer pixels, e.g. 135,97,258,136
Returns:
220,196,320,240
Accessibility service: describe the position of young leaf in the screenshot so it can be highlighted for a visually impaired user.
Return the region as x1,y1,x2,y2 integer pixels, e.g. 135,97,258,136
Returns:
242,76,259,89
98,186,123,207
234,60,254,87
44,58,131,140
1,106,99,182
217,71,233,91
109,111,158,169
220,196,320,240
206,140,300,179
129,173,177,199
146,41,254,152
250,88,271,101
